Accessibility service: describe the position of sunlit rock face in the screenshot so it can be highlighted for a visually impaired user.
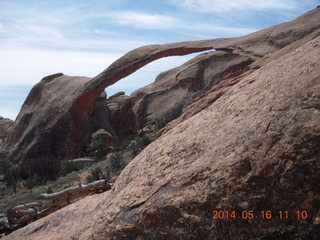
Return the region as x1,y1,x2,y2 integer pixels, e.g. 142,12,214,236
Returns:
4,7,320,178
3,74,113,179
4,8,320,240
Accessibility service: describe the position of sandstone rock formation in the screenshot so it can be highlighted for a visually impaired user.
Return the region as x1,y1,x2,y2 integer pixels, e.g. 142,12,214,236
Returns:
89,129,114,155
4,74,113,179
106,92,137,140
0,117,14,151
79,28,320,240
4,8,320,240
0,117,14,140
131,51,253,128
88,91,116,141
68,7,320,144
4,8,320,181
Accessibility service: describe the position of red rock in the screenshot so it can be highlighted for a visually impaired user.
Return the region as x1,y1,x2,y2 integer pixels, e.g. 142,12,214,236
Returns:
5,13,320,239
3,8,320,180
106,93,137,140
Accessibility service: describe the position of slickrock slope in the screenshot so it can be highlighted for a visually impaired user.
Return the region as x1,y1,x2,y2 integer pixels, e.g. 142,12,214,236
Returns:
3,8,320,179
5,9,320,240
158,26,320,137
81,32,320,240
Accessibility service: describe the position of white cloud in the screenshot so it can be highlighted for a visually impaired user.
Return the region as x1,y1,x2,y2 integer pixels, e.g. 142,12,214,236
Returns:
103,10,256,36
171,0,302,13
0,23,5,33
26,25,64,39
107,11,178,29
0,21,150,54
0,48,122,86
181,23,257,36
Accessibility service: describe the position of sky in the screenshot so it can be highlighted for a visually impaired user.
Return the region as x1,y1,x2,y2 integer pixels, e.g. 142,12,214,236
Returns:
0,0,318,120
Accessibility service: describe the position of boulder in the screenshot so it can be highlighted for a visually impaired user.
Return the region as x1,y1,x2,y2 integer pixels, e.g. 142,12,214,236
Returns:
90,129,113,150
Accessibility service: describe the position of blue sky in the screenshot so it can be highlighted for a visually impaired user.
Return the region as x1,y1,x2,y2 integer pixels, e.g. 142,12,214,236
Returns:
0,0,318,120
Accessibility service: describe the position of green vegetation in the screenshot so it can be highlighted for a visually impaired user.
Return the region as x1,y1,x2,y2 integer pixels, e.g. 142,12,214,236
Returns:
114,138,131,152
86,167,103,183
0,160,10,176
0,167,81,213
23,174,42,190
154,105,183,131
84,132,112,161
59,161,83,177
0,155,46,192
0,104,185,213
46,186,53,194
3,166,20,192
106,152,126,174
128,133,152,156
0,155,20,193
89,135,106,160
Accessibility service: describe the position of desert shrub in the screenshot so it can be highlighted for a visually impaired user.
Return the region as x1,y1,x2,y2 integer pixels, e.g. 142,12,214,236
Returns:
0,160,11,176
154,105,183,131
106,152,126,173
3,166,20,192
128,134,152,156
86,167,103,183
85,134,111,161
59,161,82,177
0,152,6,161
90,135,106,160
0,156,21,192
46,186,53,194
19,157,60,181
23,174,42,189
114,138,132,152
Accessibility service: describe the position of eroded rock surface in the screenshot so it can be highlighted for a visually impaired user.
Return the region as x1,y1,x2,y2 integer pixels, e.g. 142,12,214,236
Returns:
69,8,320,142
0,117,14,153
78,31,320,240
4,9,320,240
131,51,253,128
0,117,14,138
106,93,137,140
4,74,112,178
3,9,320,183
0,117,14,142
